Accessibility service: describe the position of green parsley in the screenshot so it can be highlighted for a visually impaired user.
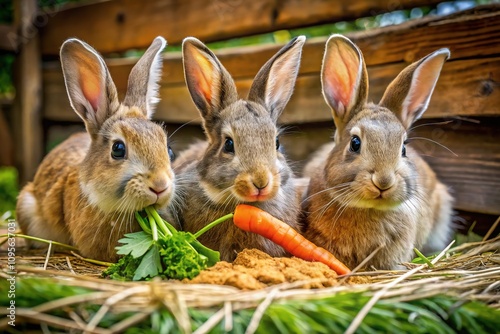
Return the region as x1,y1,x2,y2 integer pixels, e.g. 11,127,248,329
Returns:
104,206,233,281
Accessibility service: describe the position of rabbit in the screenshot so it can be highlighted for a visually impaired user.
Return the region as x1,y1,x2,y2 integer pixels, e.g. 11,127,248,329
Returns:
302,34,454,270
16,36,177,262
169,36,306,262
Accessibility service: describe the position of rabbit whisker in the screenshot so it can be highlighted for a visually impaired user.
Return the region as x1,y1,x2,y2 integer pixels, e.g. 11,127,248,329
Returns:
107,197,129,252
168,119,199,139
330,189,361,227
301,182,352,204
408,120,453,132
313,186,353,221
408,136,458,157
314,185,352,211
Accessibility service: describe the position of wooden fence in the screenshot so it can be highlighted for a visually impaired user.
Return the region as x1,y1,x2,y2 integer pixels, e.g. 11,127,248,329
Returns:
1,0,499,227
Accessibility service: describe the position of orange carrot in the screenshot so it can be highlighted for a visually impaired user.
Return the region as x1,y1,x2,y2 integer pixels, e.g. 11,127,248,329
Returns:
233,204,351,275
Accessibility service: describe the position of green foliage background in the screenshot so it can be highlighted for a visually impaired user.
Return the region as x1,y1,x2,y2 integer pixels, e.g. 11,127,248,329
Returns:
0,167,18,215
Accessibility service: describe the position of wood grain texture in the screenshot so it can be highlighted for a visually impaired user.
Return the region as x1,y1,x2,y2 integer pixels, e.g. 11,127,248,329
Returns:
43,5,499,85
41,4,500,123
410,119,500,215
39,0,445,55
12,0,43,184
42,57,500,123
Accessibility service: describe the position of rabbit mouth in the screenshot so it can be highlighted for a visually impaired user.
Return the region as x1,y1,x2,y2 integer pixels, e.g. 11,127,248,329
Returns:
143,186,173,208
240,192,273,202
347,185,405,209
354,191,405,210
234,172,278,202
353,197,403,210
234,185,276,202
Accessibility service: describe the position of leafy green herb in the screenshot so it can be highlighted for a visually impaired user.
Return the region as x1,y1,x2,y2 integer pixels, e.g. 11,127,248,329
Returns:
104,207,233,281
116,231,153,258
104,254,141,281
134,244,162,281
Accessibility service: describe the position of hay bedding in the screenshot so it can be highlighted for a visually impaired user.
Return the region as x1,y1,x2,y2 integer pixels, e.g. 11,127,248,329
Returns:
0,233,499,333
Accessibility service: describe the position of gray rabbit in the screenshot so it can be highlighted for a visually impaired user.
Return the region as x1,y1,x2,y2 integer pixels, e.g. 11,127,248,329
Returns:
170,36,306,261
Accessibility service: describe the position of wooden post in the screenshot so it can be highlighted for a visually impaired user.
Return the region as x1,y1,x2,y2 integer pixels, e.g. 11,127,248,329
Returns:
12,0,43,185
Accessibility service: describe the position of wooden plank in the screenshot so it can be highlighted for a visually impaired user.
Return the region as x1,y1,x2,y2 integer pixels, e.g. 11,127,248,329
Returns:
345,4,500,66
41,3,500,123
0,24,17,51
43,56,500,123
410,118,500,215
39,0,445,55
12,0,43,184
43,5,498,86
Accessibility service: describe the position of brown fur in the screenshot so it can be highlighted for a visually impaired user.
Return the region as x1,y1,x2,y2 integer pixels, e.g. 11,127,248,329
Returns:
169,37,306,261
16,37,176,261
303,35,453,270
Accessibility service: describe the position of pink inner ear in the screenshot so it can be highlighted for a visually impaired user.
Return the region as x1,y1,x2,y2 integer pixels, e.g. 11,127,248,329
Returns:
323,45,359,111
79,66,101,112
405,55,447,117
190,49,214,103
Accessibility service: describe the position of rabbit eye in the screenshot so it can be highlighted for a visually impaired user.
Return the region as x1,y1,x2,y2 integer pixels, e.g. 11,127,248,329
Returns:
111,140,126,160
168,146,175,161
350,135,361,153
223,137,235,154
276,136,280,150
402,144,407,157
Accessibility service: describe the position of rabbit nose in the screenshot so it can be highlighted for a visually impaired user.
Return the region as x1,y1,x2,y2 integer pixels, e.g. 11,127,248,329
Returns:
149,186,167,195
372,174,395,191
252,172,271,190
149,176,169,195
253,180,269,190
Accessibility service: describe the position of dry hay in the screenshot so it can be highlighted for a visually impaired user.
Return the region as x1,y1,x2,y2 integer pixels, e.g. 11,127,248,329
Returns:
0,234,499,333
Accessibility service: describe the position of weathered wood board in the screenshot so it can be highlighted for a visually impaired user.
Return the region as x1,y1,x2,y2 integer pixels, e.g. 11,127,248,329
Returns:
39,0,445,55
12,0,43,183
42,5,500,124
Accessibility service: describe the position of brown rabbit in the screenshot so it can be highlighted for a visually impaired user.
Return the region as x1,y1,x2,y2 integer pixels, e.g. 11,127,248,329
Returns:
303,34,454,270
16,37,176,262
169,36,305,261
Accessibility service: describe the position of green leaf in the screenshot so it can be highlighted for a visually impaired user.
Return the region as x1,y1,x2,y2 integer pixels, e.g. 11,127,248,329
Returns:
133,244,162,281
116,231,154,258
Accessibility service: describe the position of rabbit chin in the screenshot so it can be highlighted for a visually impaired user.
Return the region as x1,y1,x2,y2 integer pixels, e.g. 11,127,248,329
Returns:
200,181,277,205
81,182,161,214
351,197,404,210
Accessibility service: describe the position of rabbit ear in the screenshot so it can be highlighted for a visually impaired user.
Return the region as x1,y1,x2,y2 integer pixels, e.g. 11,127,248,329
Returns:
60,38,120,136
247,36,305,122
321,34,368,131
123,36,167,119
380,48,450,129
182,37,238,123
